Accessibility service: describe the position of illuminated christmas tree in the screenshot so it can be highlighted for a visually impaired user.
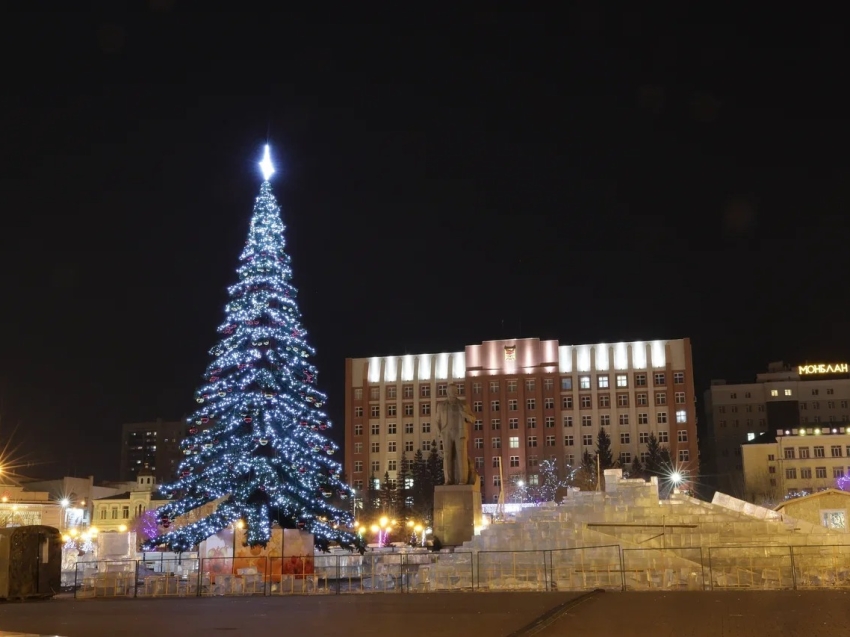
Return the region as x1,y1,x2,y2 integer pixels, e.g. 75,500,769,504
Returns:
143,146,361,553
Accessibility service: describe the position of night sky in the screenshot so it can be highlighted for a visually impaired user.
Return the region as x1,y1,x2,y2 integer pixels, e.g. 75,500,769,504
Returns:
2,5,848,481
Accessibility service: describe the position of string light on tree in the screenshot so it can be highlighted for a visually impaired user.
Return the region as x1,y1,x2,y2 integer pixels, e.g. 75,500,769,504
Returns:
143,145,363,554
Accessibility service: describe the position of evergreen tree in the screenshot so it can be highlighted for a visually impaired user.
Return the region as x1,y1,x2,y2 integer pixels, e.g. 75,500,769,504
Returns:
628,455,645,480
595,427,615,470
380,471,397,516
532,459,565,502
427,441,444,487
143,146,360,553
411,449,433,523
568,451,598,491
396,452,411,523
366,473,381,512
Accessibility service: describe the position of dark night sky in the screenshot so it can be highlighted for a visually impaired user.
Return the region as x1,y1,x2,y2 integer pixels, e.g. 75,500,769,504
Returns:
1,5,849,481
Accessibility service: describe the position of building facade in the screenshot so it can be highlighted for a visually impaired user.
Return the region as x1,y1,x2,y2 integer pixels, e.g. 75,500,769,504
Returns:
345,337,698,504
120,419,186,482
742,428,850,503
705,361,850,495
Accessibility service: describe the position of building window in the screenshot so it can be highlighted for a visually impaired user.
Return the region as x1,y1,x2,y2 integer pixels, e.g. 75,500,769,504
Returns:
371,423,380,435
544,379,554,391
493,475,502,487
491,419,501,431
370,405,380,418
674,392,686,405
834,466,845,478
401,385,413,399
526,398,536,410
620,432,630,444
508,436,518,448
354,406,363,418
816,467,827,479
616,374,628,388
527,417,537,429
370,387,380,400
505,379,517,393
561,377,573,390
832,445,843,457
473,401,483,412
785,467,797,479
654,373,666,385
545,435,555,446
617,394,629,407
508,399,518,411
815,446,825,458
600,414,611,426
544,397,555,409
784,448,795,459
509,456,520,468
403,404,414,416
354,424,363,436
354,442,363,454
639,432,649,444
491,400,500,412
528,455,539,467
578,376,591,390
620,452,632,464
354,461,363,473
472,382,481,394
490,381,500,393
508,418,519,429
473,420,483,431
526,379,536,391
385,386,397,400
565,435,575,446
635,374,647,387
354,388,363,400
785,389,792,396
564,416,573,427
421,441,431,452
599,394,610,408
387,459,397,471
771,390,778,397
583,434,593,446
437,384,447,397
581,415,592,427
422,422,431,434
678,450,689,462
637,393,648,406
387,441,397,453
598,375,609,389
562,396,573,409
474,438,484,449
673,372,684,384
677,430,688,443
474,457,484,469
638,413,649,425
676,410,687,424
657,411,668,424
371,442,380,453
405,422,414,434
580,395,592,408
658,431,669,443
528,436,538,447
545,416,555,428
655,392,667,406
618,414,629,426
405,441,414,452
387,423,397,435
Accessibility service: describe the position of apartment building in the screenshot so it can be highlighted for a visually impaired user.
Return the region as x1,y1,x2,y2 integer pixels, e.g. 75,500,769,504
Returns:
119,419,186,483
345,337,698,504
705,361,850,494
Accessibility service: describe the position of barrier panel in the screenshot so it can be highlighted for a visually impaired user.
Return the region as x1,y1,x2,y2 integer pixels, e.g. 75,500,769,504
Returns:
790,544,850,589
621,547,706,591
708,546,794,590
549,545,623,591
476,550,548,591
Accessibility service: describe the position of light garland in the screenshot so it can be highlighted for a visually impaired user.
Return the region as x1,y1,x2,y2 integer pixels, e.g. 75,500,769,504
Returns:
142,146,362,554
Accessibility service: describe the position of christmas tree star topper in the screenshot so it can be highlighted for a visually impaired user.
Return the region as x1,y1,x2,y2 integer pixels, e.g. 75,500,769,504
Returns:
259,144,275,181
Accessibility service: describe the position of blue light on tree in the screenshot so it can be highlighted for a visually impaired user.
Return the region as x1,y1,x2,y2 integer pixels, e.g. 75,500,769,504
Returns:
143,146,362,554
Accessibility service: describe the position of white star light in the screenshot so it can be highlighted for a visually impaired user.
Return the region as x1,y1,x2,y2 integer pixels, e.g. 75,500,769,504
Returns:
259,144,275,181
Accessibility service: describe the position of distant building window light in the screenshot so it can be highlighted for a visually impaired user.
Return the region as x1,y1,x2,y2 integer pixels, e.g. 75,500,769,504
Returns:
747,432,756,441
770,390,778,397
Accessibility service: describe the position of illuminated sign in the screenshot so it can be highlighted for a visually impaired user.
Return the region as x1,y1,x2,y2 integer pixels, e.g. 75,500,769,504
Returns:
504,346,516,362
798,363,849,375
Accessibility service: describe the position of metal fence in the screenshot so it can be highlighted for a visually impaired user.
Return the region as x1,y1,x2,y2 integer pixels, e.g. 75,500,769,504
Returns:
69,544,850,599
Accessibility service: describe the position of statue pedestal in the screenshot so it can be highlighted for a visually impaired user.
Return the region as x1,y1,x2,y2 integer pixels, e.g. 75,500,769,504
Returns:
433,482,482,547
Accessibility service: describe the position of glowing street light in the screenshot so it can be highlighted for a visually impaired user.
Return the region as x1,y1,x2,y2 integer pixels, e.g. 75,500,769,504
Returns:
60,498,70,507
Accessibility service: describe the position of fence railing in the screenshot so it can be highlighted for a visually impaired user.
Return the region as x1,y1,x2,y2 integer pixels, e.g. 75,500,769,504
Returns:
69,544,850,598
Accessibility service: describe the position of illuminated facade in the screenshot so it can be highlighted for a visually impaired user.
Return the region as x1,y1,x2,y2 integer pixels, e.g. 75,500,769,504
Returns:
119,419,186,482
705,361,850,495
345,337,698,504
742,428,850,501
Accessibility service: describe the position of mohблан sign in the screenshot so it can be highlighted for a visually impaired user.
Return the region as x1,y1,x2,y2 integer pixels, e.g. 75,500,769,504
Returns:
798,363,849,375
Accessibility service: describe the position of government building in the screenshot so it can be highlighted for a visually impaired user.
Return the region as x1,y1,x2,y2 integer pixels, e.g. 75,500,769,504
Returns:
344,337,698,504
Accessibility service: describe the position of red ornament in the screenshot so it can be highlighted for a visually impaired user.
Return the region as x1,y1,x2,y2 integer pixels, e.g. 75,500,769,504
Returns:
188,427,199,435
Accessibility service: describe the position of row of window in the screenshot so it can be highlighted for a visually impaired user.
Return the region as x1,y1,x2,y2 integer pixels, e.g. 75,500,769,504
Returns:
784,466,848,480
801,401,850,409
353,447,693,477
355,409,688,437
727,388,840,400
782,445,849,459
353,428,686,458
354,372,688,402
718,419,766,428
354,392,688,418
